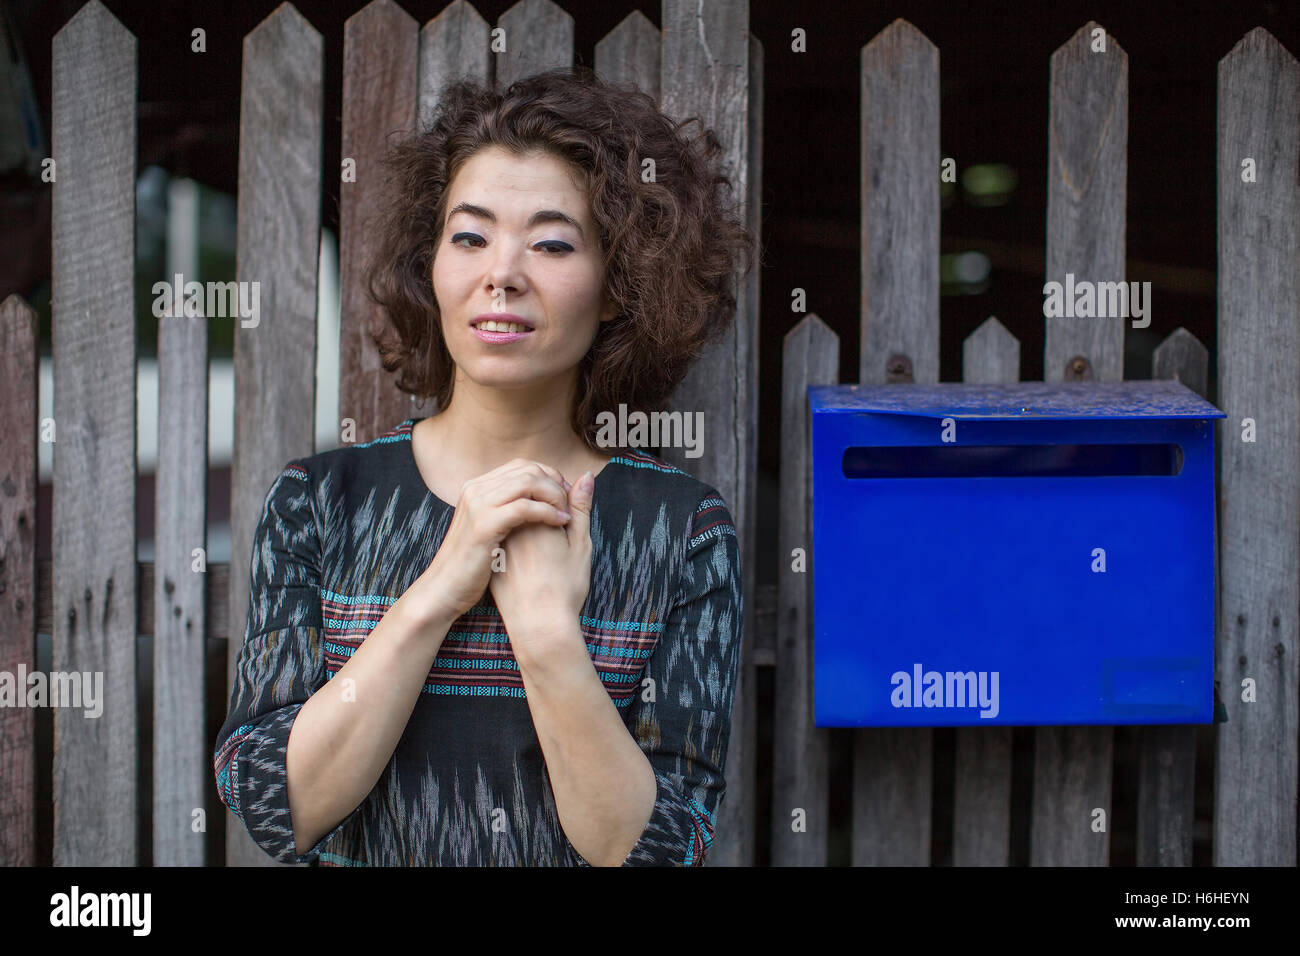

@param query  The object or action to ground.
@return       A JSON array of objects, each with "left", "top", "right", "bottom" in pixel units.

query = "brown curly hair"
[{"left": 365, "top": 65, "right": 757, "bottom": 452}]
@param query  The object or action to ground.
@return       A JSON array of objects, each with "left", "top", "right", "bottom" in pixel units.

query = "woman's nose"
[{"left": 486, "top": 246, "right": 524, "bottom": 298}]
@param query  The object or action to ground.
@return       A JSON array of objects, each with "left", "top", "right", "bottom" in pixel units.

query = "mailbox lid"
[{"left": 808, "top": 379, "right": 1226, "bottom": 421}]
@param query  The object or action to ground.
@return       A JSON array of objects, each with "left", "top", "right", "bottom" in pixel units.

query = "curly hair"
[{"left": 365, "top": 65, "right": 757, "bottom": 452}]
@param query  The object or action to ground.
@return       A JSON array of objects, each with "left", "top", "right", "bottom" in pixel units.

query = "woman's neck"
[{"left": 414, "top": 409, "right": 612, "bottom": 491}]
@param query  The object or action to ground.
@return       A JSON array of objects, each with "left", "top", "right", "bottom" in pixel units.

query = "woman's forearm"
[
  {"left": 514, "top": 623, "right": 658, "bottom": 866},
  {"left": 284, "top": 576, "right": 458, "bottom": 856}
]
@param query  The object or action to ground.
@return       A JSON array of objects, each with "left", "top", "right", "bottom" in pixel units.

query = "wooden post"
[
  {"left": 1034, "top": 21, "right": 1127, "bottom": 867},
  {"left": 226, "top": 2, "right": 323, "bottom": 866},
  {"left": 50, "top": 0, "right": 138, "bottom": 867},
  {"left": 1213, "top": 26, "right": 1299, "bottom": 867},
  {"left": 855, "top": 18, "right": 939, "bottom": 866}
]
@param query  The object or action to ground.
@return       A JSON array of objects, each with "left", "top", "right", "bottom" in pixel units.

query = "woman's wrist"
[
  {"left": 394, "top": 572, "right": 461, "bottom": 644},
  {"left": 507, "top": 611, "right": 586, "bottom": 668}
]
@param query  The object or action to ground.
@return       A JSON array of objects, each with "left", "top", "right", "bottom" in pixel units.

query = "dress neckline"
[{"left": 400, "top": 417, "right": 619, "bottom": 510}]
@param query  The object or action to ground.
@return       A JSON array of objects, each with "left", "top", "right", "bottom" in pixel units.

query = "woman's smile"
[{"left": 470, "top": 322, "right": 534, "bottom": 344}]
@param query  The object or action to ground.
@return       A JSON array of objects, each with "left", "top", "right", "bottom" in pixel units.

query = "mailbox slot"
[{"left": 841, "top": 442, "right": 1184, "bottom": 478}]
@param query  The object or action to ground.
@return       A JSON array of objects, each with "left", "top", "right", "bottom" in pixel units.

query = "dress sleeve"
[
  {"left": 212, "top": 461, "right": 358, "bottom": 864},
  {"left": 566, "top": 487, "right": 744, "bottom": 866}
]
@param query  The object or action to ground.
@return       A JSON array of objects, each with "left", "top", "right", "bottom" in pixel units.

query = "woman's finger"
[{"left": 477, "top": 465, "right": 569, "bottom": 516}]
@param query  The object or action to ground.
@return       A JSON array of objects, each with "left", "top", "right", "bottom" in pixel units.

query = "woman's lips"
[{"left": 471, "top": 324, "right": 534, "bottom": 344}]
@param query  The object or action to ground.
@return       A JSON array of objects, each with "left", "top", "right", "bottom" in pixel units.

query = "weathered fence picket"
[
  {"left": 651, "top": 0, "right": 760, "bottom": 868},
  {"left": 953, "top": 315, "right": 1018, "bottom": 867},
  {"left": 1032, "top": 21, "right": 1127, "bottom": 868},
  {"left": 1213, "top": 27, "right": 1300, "bottom": 867},
  {"left": 495, "top": 0, "right": 573, "bottom": 90},
  {"left": 1136, "top": 327, "right": 1210, "bottom": 867},
  {"left": 341, "top": 0, "right": 421, "bottom": 444},
  {"left": 0, "top": 294, "right": 39, "bottom": 867},
  {"left": 226, "top": 3, "right": 323, "bottom": 867},
  {"left": 50, "top": 0, "right": 138, "bottom": 868},
  {"left": 772, "top": 315, "right": 837, "bottom": 866},
  {"left": 854, "top": 18, "right": 939, "bottom": 867},
  {"left": 419, "top": 0, "right": 490, "bottom": 128},
  {"left": 595, "top": 10, "right": 660, "bottom": 92},
  {"left": 152, "top": 174, "right": 210, "bottom": 866}
]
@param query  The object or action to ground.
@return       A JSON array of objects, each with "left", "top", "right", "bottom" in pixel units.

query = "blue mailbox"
[{"left": 809, "top": 379, "right": 1225, "bottom": 727}]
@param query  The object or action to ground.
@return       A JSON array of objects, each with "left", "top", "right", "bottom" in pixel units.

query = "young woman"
[{"left": 214, "top": 67, "right": 755, "bottom": 866}]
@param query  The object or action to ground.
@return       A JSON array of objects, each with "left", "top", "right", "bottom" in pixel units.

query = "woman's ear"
[{"left": 599, "top": 294, "right": 620, "bottom": 323}]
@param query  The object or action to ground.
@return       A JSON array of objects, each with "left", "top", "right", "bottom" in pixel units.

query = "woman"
[{"left": 213, "top": 67, "right": 755, "bottom": 866}]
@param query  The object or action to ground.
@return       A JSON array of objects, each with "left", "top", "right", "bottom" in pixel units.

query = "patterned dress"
[{"left": 213, "top": 419, "right": 743, "bottom": 866}]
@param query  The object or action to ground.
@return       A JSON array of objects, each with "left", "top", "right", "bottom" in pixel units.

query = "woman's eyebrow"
[{"left": 447, "top": 202, "right": 585, "bottom": 239}]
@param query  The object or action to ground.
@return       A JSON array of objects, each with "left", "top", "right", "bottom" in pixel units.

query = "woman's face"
[{"left": 431, "top": 145, "right": 617, "bottom": 399}]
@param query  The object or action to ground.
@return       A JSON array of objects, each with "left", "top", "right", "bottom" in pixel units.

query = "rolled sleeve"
[
  {"left": 212, "top": 461, "right": 361, "bottom": 864},
  {"left": 597, "top": 487, "right": 743, "bottom": 866}
]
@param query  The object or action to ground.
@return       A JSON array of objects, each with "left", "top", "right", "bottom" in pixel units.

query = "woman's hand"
[
  {"left": 414, "top": 459, "right": 574, "bottom": 624},
  {"left": 489, "top": 470, "right": 595, "bottom": 661}
]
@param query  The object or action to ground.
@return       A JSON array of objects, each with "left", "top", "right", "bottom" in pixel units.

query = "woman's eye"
[{"left": 448, "top": 234, "right": 572, "bottom": 253}]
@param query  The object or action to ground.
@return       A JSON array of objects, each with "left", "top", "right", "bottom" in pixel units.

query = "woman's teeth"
[{"left": 475, "top": 320, "right": 530, "bottom": 333}]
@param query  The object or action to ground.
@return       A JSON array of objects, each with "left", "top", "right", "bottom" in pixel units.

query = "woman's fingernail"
[
  {"left": 562, "top": 478, "right": 571, "bottom": 492},
  {"left": 580, "top": 470, "right": 594, "bottom": 493},
  {"left": 556, "top": 509, "right": 572, "bottom": 520}
]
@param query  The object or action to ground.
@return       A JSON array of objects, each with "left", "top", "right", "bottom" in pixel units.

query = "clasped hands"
[{"left": 487, "top": 463, "right": 595, "bottom": 661}]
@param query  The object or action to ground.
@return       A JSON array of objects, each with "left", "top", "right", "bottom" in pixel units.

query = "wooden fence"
[{"left": 0, "top": 0, "right": 1295, "bottom": 867}]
